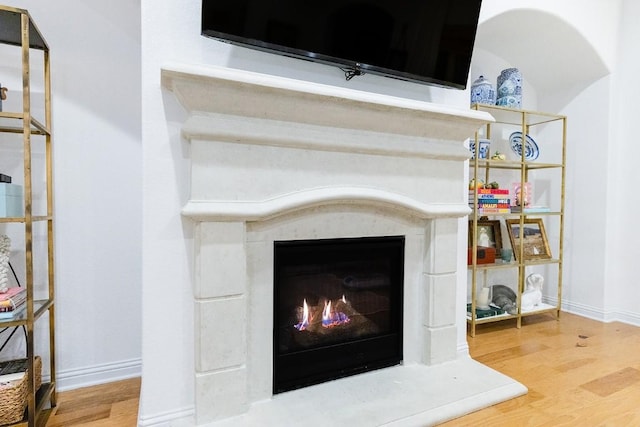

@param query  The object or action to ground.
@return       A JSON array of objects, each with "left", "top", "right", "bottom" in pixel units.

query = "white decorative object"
[
  {"left": 470, "top": 75, "right": 496, "bottom": 106},
  {"left": 509, "top": 131, "right": 539, "bottom": 161},
  {"left": 477, "top": 286, "right": 491, "bottom": 310},
  {"left": 0, "top": 235, "right": 10, "bottom": 293},
  {"left": 521, "top": 273, "right": 543, "bottom": 310},
  {"left": 469, "top": 138, "right": 491, "bottom": 159},
  {"left": 496, "top": 68, "right": 522, "bottom": 108}
]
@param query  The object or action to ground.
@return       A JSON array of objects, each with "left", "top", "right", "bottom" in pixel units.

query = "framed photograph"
[
  {"left": 468, "top": 219, "right": 502, "bottom": 252},
  {"left": 506, "top": 218, "right": 551, "bottom": 260}
]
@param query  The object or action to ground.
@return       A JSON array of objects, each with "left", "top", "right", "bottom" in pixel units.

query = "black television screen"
[{"left": 202, "top": 0, "right": 483, "bottom": 89}]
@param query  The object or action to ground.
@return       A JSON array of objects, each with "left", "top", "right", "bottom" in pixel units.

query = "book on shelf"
[
  {"left": 470, "top": 197, "right": 509, "bottom": 203},
  {"left": 0, "top": 286, "right": 27, "bottom": 310},
  {"left": 476, "top": 208, "right": 511, "bottom": 214},
  {"left": 471, "top": 194, "right": 511, "bottom": 200},
  {"left": 469, "top": 189, "right": 511, "bottom": 209},
  {"left": 510, "top": 205, "right": 551, "bottom": 213},
  {"left": 0, "top": 300, "right": 26, "bottom": 318},
  {"left": 470, "top": 202, "right": 511, "bottom": 209},
  {"left": 0, "top": 286, "right": 26, "bottom": 301},
  {"left": 466, "top": 303, "right": 506, "bottom": 319},
  {"left": 470, "top": 188, "right": 510, "bottom": 195}
]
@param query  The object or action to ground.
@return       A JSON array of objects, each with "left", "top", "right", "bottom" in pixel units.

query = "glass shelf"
[
  {"left": 466, "top": 302, "right": 557, "bottom": 324},
  {"left": 467, "top": 261, "right": 517, "bottom": 270},
  {"left": 471, "top": 103, "right": 566, "bottom": 127},
  {"left": 0, "top": 215, "right": 53, "bottom": 223},
  {"left": 471, "top": 159, "right": 563, "bottom": 170},
  {"left": 0, "top": 299, "right": 54, "bottom": 328}
]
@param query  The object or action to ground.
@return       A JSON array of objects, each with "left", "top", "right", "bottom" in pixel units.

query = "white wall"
[
  {"left": 561, "top": 76, "right": 612, "bottom": 316},
  {"left": 606, "top": 0, "right": 640, "bottom": 323},
  {"left": 1, "top": 1, "right": 142, "bottom": 389}
]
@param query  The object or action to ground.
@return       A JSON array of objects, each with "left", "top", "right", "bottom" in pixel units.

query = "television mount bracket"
[{"left": 343, "top": 63, "right": 366, "bottom": 81}]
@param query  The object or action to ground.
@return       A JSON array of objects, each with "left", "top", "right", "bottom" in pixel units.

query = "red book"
[{"left": 470, "top": 188, "right": 510, "bottom": 195}]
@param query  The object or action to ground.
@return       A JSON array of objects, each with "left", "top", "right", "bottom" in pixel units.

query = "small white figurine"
[
  {"left": 0, "top": 235, "right": 11, "bottom": 293},
  {"left": 521, "top": 273, "right": 543, "bottom": 310},
  {"left": 0, "top": 84, "right": 7, "bottom": 112}
]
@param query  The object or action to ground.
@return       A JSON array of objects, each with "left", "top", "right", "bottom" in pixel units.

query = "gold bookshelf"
[
  {"left": 467, "top": 104, "right": 566, "bottom": 337},
  {"left": 0, "top": 5, "right": 56, "bottom": 427}
]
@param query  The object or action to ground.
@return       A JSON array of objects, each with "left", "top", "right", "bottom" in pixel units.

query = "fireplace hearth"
[
  {"left": 161, "top": 63, "right": 527, "bottom": 426},
  {"left": 273, "top": 236, "right": 404, "bottom": 393}
]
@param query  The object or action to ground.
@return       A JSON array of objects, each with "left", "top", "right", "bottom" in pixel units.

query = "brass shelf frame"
[
  {"left": 0, "top": 5, "right": 56, "bottom": 427},
  {"left": 467, "top": 104, "right": 567, "bottom": 337}
]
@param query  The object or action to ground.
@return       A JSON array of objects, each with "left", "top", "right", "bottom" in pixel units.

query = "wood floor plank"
[
  {"left": 580, "top": 367, "right": 640, "bottom": 397},
  {"left": 46, "top": 378, "right": 140, "bottom": 427}
]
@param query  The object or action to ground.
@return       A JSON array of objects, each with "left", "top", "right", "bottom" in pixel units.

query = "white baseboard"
[
  {"left": 55, "top": 358, "right": 142, "bottom": 392},
  {"left": 137, "top": 406, "right": 195, "bottom": 427},
  {"left": 561, "top": 299, "right": 640, "bottom": 327}
]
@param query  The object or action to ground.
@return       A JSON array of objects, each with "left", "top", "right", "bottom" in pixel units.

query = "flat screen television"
[{"left": 201, "top": 1, "right": 483, "bottom": 89}]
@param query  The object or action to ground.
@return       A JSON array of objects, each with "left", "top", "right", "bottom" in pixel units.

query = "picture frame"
[
  {"left": 506, "top": 218, "right": 552, "bottom": 260},
  {"left": 468, "top": 219, "right": 502, "bottom": 252}
]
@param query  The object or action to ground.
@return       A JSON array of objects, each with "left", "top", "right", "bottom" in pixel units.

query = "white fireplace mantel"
[
  {"left": 161, "top": 63, "right": 493, "bottom": 141},
  {"left": 161, "top": 63, "right": 525, "bottom": 426}
]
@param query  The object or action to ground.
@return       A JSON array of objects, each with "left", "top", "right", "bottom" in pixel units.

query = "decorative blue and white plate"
[{"left": 509, "top": 132, "right": 539, "bottom": 161}]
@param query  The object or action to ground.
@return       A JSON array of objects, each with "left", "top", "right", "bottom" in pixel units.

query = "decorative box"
[
  {"left": 0, "top": 183, "right": 23, "bottom": 217},
  {"left": 0, "top": 356, "right": 42, "bottom": 425},
  {"left": 467, "top": 246, "right": 496, "bottom": 265}
]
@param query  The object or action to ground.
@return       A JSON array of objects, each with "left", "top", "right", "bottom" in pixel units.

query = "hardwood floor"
[
  {"left": 44, "top": 312, "right": 640, "bottom": 426},
  {"left": 442, "top": 312, "right": 640, "bottom": 426},
  {"left": 45, "top": 378, "right": 140, "bottom": 426}
]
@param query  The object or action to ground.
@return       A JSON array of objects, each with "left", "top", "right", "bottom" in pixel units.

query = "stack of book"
[
  {"left": 469, "top": 188, "right": 511, "bottom": 214},
  {"left": 0, "top": 286, "right": 26, "bottom": 319},
  {"left": 466, "top": 303, "right": 506, "bottom": 319}
]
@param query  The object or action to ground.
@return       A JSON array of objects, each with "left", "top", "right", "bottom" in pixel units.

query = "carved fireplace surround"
[{"left": 161, "top": 64, "right": 526, "bottom": 426}]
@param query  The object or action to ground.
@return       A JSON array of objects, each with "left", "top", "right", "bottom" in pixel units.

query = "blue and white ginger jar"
[
  {"left": 496, "top": 68, "right": 522, "bottom": 108},
  {"left": 470, "top": 75, "right": 496, "bottom": 106}
]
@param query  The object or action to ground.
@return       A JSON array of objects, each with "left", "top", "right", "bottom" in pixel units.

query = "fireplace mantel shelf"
[
  {"left": 161, "top": 62, "right": 494, "bottom": 142},
  {"left": 182, "top": 186, "right": 471, "bottom": 222}
]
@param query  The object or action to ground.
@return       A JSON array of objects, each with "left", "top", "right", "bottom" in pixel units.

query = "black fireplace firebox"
[{"left": 273, "top": 235, "right": 404, "bottom": 393}]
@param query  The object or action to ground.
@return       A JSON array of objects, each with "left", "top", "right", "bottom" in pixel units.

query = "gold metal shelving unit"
[
  {"left": 468, "top": 104, "right": 566, "bottom": 337},
  {"left": 0, "top": 5, "right": 56, "bottom": 426}
]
